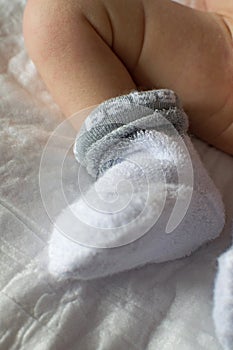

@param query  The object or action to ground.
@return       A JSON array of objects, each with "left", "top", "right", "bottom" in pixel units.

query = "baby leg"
[
  {"left": 23, "top": 0, "right": 233, "bottom": 154},
  {"left": 23, "top": 0, "right": 137, "bottom": 128},
  {"left": 23, "top": 0, "right": 226, "bottom": 280}
]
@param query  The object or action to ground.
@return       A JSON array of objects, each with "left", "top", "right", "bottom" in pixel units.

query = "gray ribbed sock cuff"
[{"left": 73, "top": 89, "right": 189, "bottom": 178}]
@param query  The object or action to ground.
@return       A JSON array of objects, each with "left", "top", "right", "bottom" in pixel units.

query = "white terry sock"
[
  {"left": 48, "top": 89, "right": 225, "bottom": 280},
  {"left": 213, "top": 239, "right": 233, "bottom": 350}
]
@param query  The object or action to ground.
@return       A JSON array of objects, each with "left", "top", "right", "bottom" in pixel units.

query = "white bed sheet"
[{"left": 0, "top": 1, "right": 233, "bottom": 349}]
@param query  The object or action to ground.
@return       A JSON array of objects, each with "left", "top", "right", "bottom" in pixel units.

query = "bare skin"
[{"left": 23, "top": 0, "right": 233, "bottom": 155}]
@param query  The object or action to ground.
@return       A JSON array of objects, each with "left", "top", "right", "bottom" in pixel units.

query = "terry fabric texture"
[
  {"left": 49, "top": 89, "right": 225, "bottom": 281},
  {"left": 73, "top": 89, "right": 188, "bottom": 178},
  {"left": 1, "top": 1, "right": 233, "bottom": 349},
  {"left": 213, "top": 236, "right": 233, "bottom": 350},
  {"left": 213, "top": 246, "right": 233, "bottom": 350}
]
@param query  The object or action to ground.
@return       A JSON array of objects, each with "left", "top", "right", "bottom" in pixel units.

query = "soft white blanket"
[{"left": 0, "top": 1, "right": 233, "bottom": 349}]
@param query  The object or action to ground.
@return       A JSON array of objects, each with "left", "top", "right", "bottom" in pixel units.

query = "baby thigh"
[
  {"left": 23, "top": 0, "right": 140, "bottom": 119},
  {"left": 105, "top": 0, "right": 233, "bottom": 154},
  {"left": 23, "top": 0, "right": 233, "bottom": 153}
]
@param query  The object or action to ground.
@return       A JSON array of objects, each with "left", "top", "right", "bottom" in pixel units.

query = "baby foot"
[
  {"left": 48, "top": 89, "right": 225, "bottom": 280},
  {"left": 213, "top": 245, "right": 233, "bottom": 350}
]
